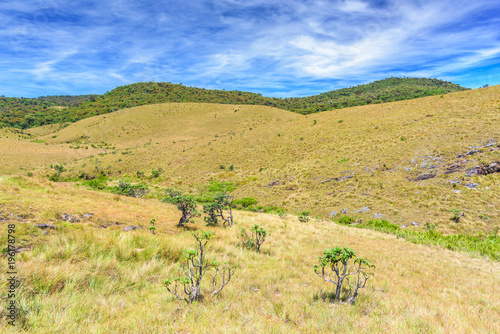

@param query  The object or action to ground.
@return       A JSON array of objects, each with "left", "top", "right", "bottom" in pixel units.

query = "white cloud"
[{"left": 1, "top": 0, "right": 500, "bottom": 96}]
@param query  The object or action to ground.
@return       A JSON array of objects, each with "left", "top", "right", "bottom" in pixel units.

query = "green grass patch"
[{"left": 338, "top": 218, "right": 500, "bottom": 261}]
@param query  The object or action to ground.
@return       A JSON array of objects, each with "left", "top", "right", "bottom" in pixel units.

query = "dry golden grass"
[
  {"left": 0, "top": 175, "right": 499, "bottom": 333},
  {"left": 4, "top": 85, "right": 496, "bottom": 234},
  {"left": 0, "top": 138, "right": 99, "bottom": 175},
  {"left": 1, "top": 87, "right": 499, "bottom": 331}
]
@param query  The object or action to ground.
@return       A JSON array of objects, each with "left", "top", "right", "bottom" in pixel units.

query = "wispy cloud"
[{"left": 0, "top": 0, "right": 499, "bottom": 97}]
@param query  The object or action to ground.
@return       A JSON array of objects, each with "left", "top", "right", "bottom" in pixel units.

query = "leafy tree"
[
  {"left": 314, "top": 247, "right": 374, "bottom": 305},
  {"left": 164, "top": 231, "right": 236, "bottom": 303},
  {"left": 163, "top": 188, "right": 200, "bottom": 227},
  {"left": 203, "top": 192, "right": 234, "bottom": 227}
]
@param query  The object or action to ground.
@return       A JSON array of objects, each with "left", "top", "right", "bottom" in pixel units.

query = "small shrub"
[
  {"left": 149, "top": 218, "right": 156, "bottom": 234},
  {"left": 240, "top": 225, "right": 268, "bottom": 252},
  {"left": 337, "top": 216, "right": 354, "bottom": 225},
  {"left": 277, "top": 208, "right": 287, "bottom": 219},
  {"left": 450, "top": 209, "right": 464, "bottom": 223},
  {"left": 298, "top": 211, "right": 310, "bottom": 223},
  {"left": 314, "top": 247, "right": 375, "bottom": 305},
  {"left": 83, "top": 174, "right": 108, "bottom": 190},
  {"left": 233, "top": 197, "right": 258, "bottom": 209},
  {"left": 53, "top": 164, "right": 65, "bottom": 173},
  {"left": 424, "top": 222, "right": 436, "bottom": 230},
  {"left": 113, "top": 181, "right": 148, "bottom": 197},
  {"left": 164, "top": 231, "right": 236, "bottom": 303},
  {"left": 150, "top": 169, "right": 162, "bottom": 178}
]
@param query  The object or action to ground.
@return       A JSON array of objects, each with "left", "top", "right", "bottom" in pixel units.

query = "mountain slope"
[{"left": 5, "top": 85, "right": 498, "bottom": 236}]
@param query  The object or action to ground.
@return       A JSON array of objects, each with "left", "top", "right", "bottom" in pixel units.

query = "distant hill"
[{"left": 0, "top": 77, "right": 468, "bottom": 129}]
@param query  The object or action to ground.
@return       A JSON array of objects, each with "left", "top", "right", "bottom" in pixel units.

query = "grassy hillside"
[
  {"left": 0, "top": 85, "right": 499, "bottom": 333},
  {"left": 0, "top": 175, "right": 499, "bottom": 333},
  {"left": 11, "top": 85, "right": 495, "bottom": 236},
  {"left": 1, "top": 77, "right": 467, "bottom": 129}
]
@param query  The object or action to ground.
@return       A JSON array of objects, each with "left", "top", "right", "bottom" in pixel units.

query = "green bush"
[
  {"left": 206, "top": 180, "right": 236, "bottom": 193},
  {"left": 112, "top": 181, "right": 148, "bottom": 197},
  {"left": 82, "top": 174, "right": 108, "bottom": 190},
  {"left": 233, "top": 197, "right": 258, "bottom": 208},
  {"left": 298, "top": 211, "right": 310, "bottom": 223},
  {"left": 337, "top": 215, "right": 354, "bottom": 225},
  {"left": 150, "top": 169, "right": 162, "bottom": 178}
]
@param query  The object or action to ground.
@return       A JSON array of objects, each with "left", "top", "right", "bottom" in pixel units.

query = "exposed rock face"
[
  {"left": 476, "top": 162, "right": 500, "bottom": 175},
  {"left": 35, "top": 223, "right": 56, "bottom": 229},
  {"left": 61, "top": 214, "right": 80, "bottom": 223},
  {"left": 409, "top": 173, "right": 436, "bottom": 181}
]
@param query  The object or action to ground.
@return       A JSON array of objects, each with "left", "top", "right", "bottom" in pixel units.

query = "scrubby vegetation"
[
  {"left": 164, "top": 231, "right": 236, "bottom": 303},
  {"left": 0, "top": 95, "right": 97, "bottom": 128},
  {"left": 314, "top": 247, "right": 374, "bottom": 305},
  {"left": 239, "top": 224, "right": 268, "bottom": 252},
  {"left": 203, "top": 192, "right": 234, "bottom": 227}
]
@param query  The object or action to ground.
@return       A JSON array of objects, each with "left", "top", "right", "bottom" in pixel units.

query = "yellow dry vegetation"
[
  {"left": 0, "top": 175, "right": 498, "bottom": 333},
  {"left": 3, "top": 85, "right": 497, "bottom": 233},
  {"left": 0, "top": 86, "right": 499, "bottom": 332}
]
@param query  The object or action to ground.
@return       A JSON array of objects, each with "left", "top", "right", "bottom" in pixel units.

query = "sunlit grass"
[{"left": 0, "top": 178, "right": 499, "bottom": 332}]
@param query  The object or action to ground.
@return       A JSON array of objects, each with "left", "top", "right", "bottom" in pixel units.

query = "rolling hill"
[
  {"left": 3, "top": 85, "right": 498, "bottom": 235},
  {"left": 0, "top": 77, "right": 468, "bottom": 129}
]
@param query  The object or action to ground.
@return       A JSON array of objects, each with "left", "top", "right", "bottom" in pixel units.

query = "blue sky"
[{"left": 1, "top": 0, "right": 499, "bottom": 98}]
